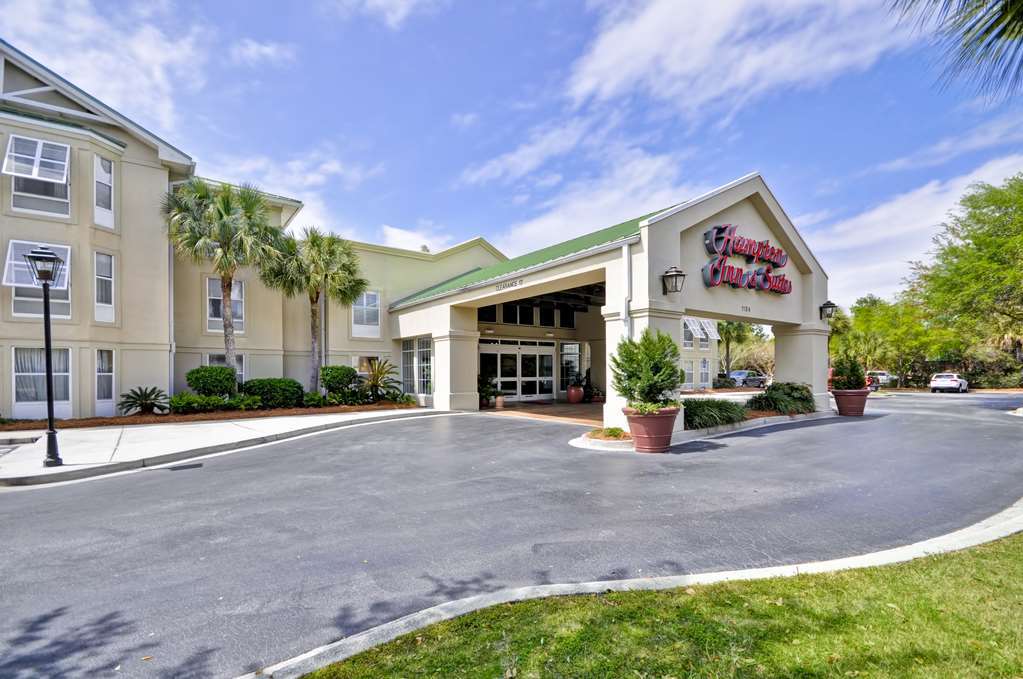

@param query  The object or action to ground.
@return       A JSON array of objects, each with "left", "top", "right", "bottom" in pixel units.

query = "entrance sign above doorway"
[{"left": 701, "top": 224, "right": 793, "bottom": 294}]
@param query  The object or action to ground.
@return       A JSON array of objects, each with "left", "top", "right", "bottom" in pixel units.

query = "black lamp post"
[
  {"left": 819, "top": 300, "right": 838, "bottom": 321},
  {"left": 23, "top": 246, "right": 64, "bottom": 467},
  {"left": 661, "top": 266, "right": 687, "bottom": 294}
]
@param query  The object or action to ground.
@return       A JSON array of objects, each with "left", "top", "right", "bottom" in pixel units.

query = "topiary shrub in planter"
[
  {"left": 186, "top": 366, "right": 238, "bottom": 396},
  {"left": 682, "top": 398, "right": 747, "bottom": 429},
  {"left": 610, "top": 329, "right": 683, "bottom": 453},
  {"left": 478, "top": 375, "right": 498, "bottom": 408},
  {"left": 241, "top": 378, "right": 304, "bottom": 409},
  {"left": 320, "top": 365, "right": 359, "bottom": 394},
  {"left": 830, "top": 354, "right": 869, "bottom": 416},
  {"left": 747, "top": 382, "right": 816, "bottom": 415}
]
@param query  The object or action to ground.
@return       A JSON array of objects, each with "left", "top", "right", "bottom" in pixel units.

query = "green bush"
[
  {"left": 747, "top": 382, "right": 816, "bottom": 415},
  {"left": 169, "top": 392, "right": 226, "bottom": 414},
  {"left": 831, "top": 354, "right": 866, "bottom": 390},
  {"left": 321, "top": 365, "right": 359, "bottom": 394},
  {"left": 186, "top": 365, "right": 238, "bottom": 396},
  {"left": 388, "top": 393, "right": 417, "bottom": 406},
  {"left": 364, "top": 359, "right": 401, "bottom": 401},
  {"left": 225, "top": 393, "right": 262, "bottom": 411},
  {"left": 118, "top": 386, "right": 169, "bottom": 415},
  {"left": 713, "top": 376, "right": 737, "bottom": 389},
  {"left": 303, "top": 392, "right": 328, "bottom": 408},
  {"left": 610, "top": 329, "right": 683, "bottom": 407},
  {"left": 682, "top": 398, "right": 747, "bottom": 429},
  {"left": 327, "top": 389, "right": 369, "bottom": 406},
  {"left": 241, "top": 378, "right": 304, "bottom": 409}
]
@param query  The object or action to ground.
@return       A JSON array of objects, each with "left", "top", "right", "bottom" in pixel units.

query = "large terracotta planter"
[
  {"left": 623, "top": 406, "right": 680, "bottom": 453},
  {"left": 832, "top": 389, "right": 869, "bottom": 416},
  {"left": 567, "top": 386, "right": 584, "bottom": 404}
]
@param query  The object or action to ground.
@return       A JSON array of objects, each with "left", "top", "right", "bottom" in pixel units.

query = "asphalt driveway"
[{"left": 0, "top": 392, "right": 1021, "bottom": 678}]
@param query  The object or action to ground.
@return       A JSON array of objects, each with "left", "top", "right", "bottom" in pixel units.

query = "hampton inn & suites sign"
[{"left": 701, "top": 224, "right": 793, "bottom": 295}]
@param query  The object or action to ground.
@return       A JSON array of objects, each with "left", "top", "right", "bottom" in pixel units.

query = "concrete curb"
[
  {"left": 239, "top": 495, "right": 1023, "bottom": 679},
  {"left": 0, "top": 410, "right": 438, "bottom": 487},
  {"left": 569, "top": 410, "right": 838, "bottom": 452}
]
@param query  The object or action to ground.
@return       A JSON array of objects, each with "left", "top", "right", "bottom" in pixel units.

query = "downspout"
[
  {"left": 320, "top": 294, "right": 327, "bottom": 376},
  {"left": 621, "top": 242, "right": 632, "bottom": 339},
  {"left": 168, "top": 242, "right": 176, "bottom": 395}
]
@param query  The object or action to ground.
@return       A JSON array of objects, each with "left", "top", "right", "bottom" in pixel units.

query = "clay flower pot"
[
  {"left": 567, "top": 385, "right": 584, "bottom": 404},
  {"left": 623, "top": 406, "right": 680, "bottom": 453},
  {"left": 495, "top": 395, "right": 505, "bottom": 409},
  {"left": 832, "top": 389, "right": 869, "bottom": 416}
]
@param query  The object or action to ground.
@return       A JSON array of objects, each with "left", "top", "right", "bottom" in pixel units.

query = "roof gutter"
[{"left": 391, "top": 234, "right": 641, "bottom": 311}]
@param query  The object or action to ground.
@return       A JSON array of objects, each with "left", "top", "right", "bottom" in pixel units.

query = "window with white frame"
[
  {"left": 3, "top": 135, "right": 70, "bottom": 183},
  {"left": 417, "top": 336, "right": 432, "bottom": 394},
  {"left": 4, "top": 240, "right": 72, "bottom": 318},
  {"left": 207, "top": 353, "right": 245, "bottom": 383},
  {"left": 14, "top": 347, "right": 70, "bottom": 403},
  {"left": 13, "top": 176, "right": 70, "bottom": 216},
  {"left": 96, "top": 349, "right": 114, "bottom": 402},
  {"left": 354, "top": 355, "right": 378, "bottom": 375},
  {"left": 700, "top": 358, "right": 711, "bottom": 387},
  {"left": 94, "top": 155, "right": 114, "bottom": 228},
  {"left": 207, "top": 278, "right": 244, "bottom": 332},
  {"left": 400, "top": 337, "right": 432, "bottom": 394},
  {"left": 682, "top": 359, "right": 694, "bottom": 390},
  {"left": 401, "top": 339, "right": 415, "bottom": 392},
  {"left": 94, "top": 252, "right": 114, "bottom": 322},
  {"left": 699, "top": 333, "right": 710, "bottom": 350},
  {"left": 683, "top": 324, "right": 694, "bottom": 349},
  {"left": 352, "top": 291, "right": 380, "bottom": 337}
]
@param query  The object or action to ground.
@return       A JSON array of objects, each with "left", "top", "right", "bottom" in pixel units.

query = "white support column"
[
  {"left": 601, "top": 310, "right": 628, "bottom": 429},
  {"left": 773, "top": 324, "right": 831, "bottom": 411},
  {"left": 432, "top": 330, "right": 480, "bottom": 411}
]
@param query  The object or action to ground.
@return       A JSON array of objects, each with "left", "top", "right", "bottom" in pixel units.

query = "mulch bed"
[
  {"left": 0, "top": 402, "right": 418, "bottom": 432},
  {"left": 745, "top": 409, "right": 783, "bottom": 420}
]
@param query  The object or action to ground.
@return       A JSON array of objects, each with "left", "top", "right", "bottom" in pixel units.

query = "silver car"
[{"left": 930, "top": 373, "right": 969, "bottom": 393}]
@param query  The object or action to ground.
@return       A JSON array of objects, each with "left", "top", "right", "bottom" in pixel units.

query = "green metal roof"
[{"left": 392, "top": 206, "right": 674, "bottom": 308}]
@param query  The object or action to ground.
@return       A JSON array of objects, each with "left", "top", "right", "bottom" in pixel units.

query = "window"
[
  {"left": 477, "top": 305, "right": 497, "bottom": 323},
  {"left": 682, "top": 360, "right": 695, "bottom": 390},
  {"left": 699, "top": 333, "right": 710, "bottom": 350},
  {"left": 683, "top": 324, "right": 694, "bottom": 349},
  {"left": 14, "top": 347, "right": 70, "bottom": 403},
  {"left": 700, "top": 358, "right": 711, "bottom": 387},
  {"left": 207, "top": 278, "right": 244, "bottom": 333},
  {"left": 3, "top": 135, "right": 70, "bottom": 183},
  {"left": 13, "top": 283, "right": 71, "bottom": 318},
  {"left": 94, "top": 155, "right": 114, "bottom": 228},
  {"left": 417, "top": 337, "right": 432, "bottom": 394},
  {"left": 352, "top": 291, "right": 380, "bottom": 338},
  {"left": 402, "top": 339, "right": 415, "bottom": 392},
  {"left": 96, "top": 349, "right": 114, "bottom": 401},
  {"left": 700, "top": 320, "right": 721, "bottom": 341},
  {"left": 12, "top": 176, "right": 70, "bottom": 216},
  {"left": 208, "top": 353, "right": 244, "bottom": 383},
  {"left": 560, "top": 342, "right": 581, "bottom": 387},
  {"left": 558, "top": 305, "right": 575, "bottom": 329},
  {"left": 539, "top": 303, "right": 555, "bottom": 328},
  {"left": 354, "top": 355, "right": 378, "bottom": 375},
  {"left": 5, "top": 240, "right": 73, "bottom": 318},
  {"left": 95, "top": 252, "right": 114, "bottom": 322}
]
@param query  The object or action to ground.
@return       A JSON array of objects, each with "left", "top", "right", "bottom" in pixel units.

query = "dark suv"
[{"left": 729, "top": 370, "right": 768, "bottom": 388}]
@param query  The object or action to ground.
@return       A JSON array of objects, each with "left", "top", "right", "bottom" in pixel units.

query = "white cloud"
[
  {"left": 460, "top": 118, "right": 592, "bottom": 185},
  {"left": 450, "top": 112, "right": 479, "bottom": 128},
  {"left": 229, "top": 38, "right": 296, "bottom": 66},
  {"left": 0, "top": 0, "right": 209, "bottom": 132},
  {"left": 380, "top": 221, "right": 454, "bottom": 252},
  {"left": 323, "top": 0, "right": 444, "bottom": 29},
  {"left": 495, "top": 147, "right": 711, "bottom": 256},
  {"left": 792, "top": 209, "right": 833, "bottom": 229},
  {"left": 874, "top": 112, "right": 1023, "bottom": 172},
  {"left": 569, "top": 0, "right": 912, "bottom": 121},
  {"left": 808, "top": 154, "right": 1023, "bottom": 305}
]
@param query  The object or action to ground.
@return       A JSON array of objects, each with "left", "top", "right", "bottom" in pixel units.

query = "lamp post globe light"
[{"left": 23, "top": 246, "right": 65, "bottom": 467}]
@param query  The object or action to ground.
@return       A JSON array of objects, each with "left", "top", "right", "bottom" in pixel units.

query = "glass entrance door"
[{"left": 480, "top": 339, "right": 556, "bottom": 401}]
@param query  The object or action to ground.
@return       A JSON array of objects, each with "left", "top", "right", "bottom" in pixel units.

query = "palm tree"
[
  {"left": 717, "top": 321, "right": 751, "bottom": 376},
  {"left": 893, "top": 0, "right": 1023, "bottom": 97},
  {"left": 260, "top": 227, "right": 368, "bottom": 392},
  {"left": 163, "top": 178, "right": 280, "bottom": 379}
]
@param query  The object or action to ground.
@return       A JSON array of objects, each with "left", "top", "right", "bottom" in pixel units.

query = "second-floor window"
[
  {"left": 94, "top": 155, "right": 114, "bottom": 228},
  {"left": 94, "top": 252, "right": 114, "bottom": 322},
  {"left": 3, "top": 240, "right": 72, "bottom": 318},
  {"left": 352, "top": 291, "right": 379, "bottom": 337},
  {"left": 207, "top": 278, "right": 245, "bottom": 333},
  {"left": 3, "top": 135, "right": 72, "bottom": 217}
]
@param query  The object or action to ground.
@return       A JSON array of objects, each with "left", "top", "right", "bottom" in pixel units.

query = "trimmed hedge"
[
  {"left": 303, "top": 392, "right": 328, "bottom": 408},
  {"left": 747, "top": 382, "right": 815, "bottom": 415},
  {"left": 682, "top": 398, "right": 747, "bottom": 429},
  {"left": 241, "top": 378, "right": 304, "bottom": 409},
  {"left": 321, "top": 365, "right": 359, "bottom": 394},
  {"left": 186, "top": 365, "right": 238, "bottom": 396},
  {"left": 169, "top": 392, "right": 262, "bottom": 414}
]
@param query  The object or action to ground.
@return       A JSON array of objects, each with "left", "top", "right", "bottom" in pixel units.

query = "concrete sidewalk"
[{"left": 0, "top": 408, "right": 436, "bottom": 486}]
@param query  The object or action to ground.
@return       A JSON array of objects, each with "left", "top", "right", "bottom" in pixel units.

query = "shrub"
[
  {"left": 388, "top": 393, "right": 417, "bottom": 406},
  {"left": 320, "top": 365, "right": 359, "bottom": 394},
  {"left": 713, "top": 376, "right": 737, "bottom": 389},
  {"left": 831, "top": 354, "right": 866, "bottom": 390},
  {"left": 748, "top": 382, "right": 816, "bottom": 415},
  {"left": 118, "top": 386, "right": 169, "bottom": 415},
  {"left": 682, "top": 398, "right": 747, "bottom": 429},
  {"left": 303, "top": 392, "right": 327, "bottom": 408},
  {"left": 186, "top": 365, "right": 237, "bottom": 396},
  {"left": 363, "top": 359, "right": 401, "bottom": 401},
  {"left": 241, "top": 378, "right": 304, "bottom": 409},
  {"left": 169, "top": 392, "right": 226, "bottom": 414},
  {"left": 477, "top": 375, "right": 498, "bottom": 402},
  {"left": 327, "top": 389, "right": 369, "bottom": 406},
  {"left": 610, "top": 329, "right": 683, "bottom": 407},
  {"left": 225, "top": 393, "right": 262, "bottom": 411}
]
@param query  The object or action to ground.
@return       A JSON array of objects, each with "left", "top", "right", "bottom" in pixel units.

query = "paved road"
[{"left": 1, "top": 393, "right": 1021, "bottom": 678}]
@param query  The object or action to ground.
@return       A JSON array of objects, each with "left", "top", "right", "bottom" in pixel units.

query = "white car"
[
  {"left": 930, "top": 373, "right": 969, "bottom": 393},
  {"left": 866, "top": 370, "right": 892, "bottom": 386}
]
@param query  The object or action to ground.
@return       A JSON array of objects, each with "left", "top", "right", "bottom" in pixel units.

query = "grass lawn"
[{"left": 306, "top": 533, "right": 1023, "bottom": 678}]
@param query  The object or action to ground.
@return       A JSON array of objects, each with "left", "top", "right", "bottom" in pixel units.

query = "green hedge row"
[
  {"left": 747, "top": 382, "right": 815, "bottom": 414},
  {"left": 682, "top": 398, "right": 747, "bottom": 429}
]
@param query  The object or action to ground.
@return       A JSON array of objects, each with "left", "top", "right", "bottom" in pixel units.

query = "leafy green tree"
[
  {"left": 610, "top": 329, "right": 683, "bottom": 407},
  {"left": 893, "top": 0, "right": 1023, "bottom": 98},
  {"left": 717, "top": 321, "right": 751, "bottom": 375},
  {"left": 260, "top": 227, "right": 368, "bottom": 391},
  {"left": 163, "top": 178, "right": 280, "bottom": 377}
]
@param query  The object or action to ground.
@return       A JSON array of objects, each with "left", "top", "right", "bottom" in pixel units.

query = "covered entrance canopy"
[{"left": 390, "top": 172, "right": 830, "bottom": 430}]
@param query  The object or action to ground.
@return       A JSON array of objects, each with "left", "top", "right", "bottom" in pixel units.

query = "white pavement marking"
[{"left": 240, "top": 495, "right": 1023, "bottom": 679}]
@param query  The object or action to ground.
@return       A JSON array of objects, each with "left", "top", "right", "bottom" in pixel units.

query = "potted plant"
[
  {"left": 582, "top": 369, "right": 594, "bottom": 403},
  {"left": 831, "top": 354, "right": 869, "bottom": 416},
  {"left": 478, "top": 375, "right": 498, "bottom": 408},
  {"left": 610, "top": 329, "right": 684, "bottom": 453},
  {"left": 567, "top": 373, "right": 585, "bottom": 404}
]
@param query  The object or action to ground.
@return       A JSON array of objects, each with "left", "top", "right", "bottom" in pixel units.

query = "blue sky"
[{"left": 2, "top": 0, "right": 1022, "bottom": 306}]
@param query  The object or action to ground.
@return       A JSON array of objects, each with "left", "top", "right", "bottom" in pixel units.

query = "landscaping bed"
[
  {"left": 0, "top": 402, "right": 417, "bottom": 432},
  {"left": 305, "top": 532, "right": 1023, "bottom": 678}
]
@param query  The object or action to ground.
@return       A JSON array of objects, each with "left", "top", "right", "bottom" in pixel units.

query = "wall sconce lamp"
[
  {"left": 819, "top": 300, "right": 838, "bottom": 321},
  {"left": 660, "top": 266, "right": 686, "bottom": 295}
]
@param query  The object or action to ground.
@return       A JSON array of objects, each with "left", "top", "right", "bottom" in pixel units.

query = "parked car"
[
  {"left": 930, "top": 373, "right": 969, "bottom": 393},
  {"left": 729, "top": 370, "right": 769, "bottom": 388},
  {"left": 866, "top": 370, "right": 892, "bottom": 386}
]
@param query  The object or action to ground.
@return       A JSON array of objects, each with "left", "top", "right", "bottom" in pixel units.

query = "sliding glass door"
[{"left": 480, "top": 339, "right": 555, "bottom": 401}]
